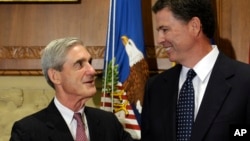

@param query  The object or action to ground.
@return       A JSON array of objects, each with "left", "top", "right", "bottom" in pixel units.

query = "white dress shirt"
[
  {"left": 178, "top": 45, "right": 219, "bottom": 120},
  {"left": 54, "top": 97, "right": 90, "bottom": 141}
]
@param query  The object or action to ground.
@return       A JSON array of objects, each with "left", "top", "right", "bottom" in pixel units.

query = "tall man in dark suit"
[
  {"left": 141, "top": 0, "right": 250, "bottom": 141},
  {"left": 10, "top": 37, "right": 133, "bottom": 141}
]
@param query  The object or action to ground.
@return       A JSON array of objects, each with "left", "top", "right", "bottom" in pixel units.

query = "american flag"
[
  {"left": 100, "top": 0, "right": 145, "bottom": 139},
  {"left": 100, "top": 84, "right": 141, "bottom": 139}
]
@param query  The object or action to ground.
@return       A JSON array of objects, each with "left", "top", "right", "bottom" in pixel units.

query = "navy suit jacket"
[
  {"left": 10, "top": 100, "right": 133, "bottom": 141},
  {"left": 141, "top": 53, "right": 250, "bottom": 141}
]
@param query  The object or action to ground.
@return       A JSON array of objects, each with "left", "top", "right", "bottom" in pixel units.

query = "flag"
[{"left": 100, "top": 0, "right": 149, "bottom": 140}]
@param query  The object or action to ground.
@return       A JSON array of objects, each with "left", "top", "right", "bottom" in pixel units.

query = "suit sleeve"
[{"left": 140, "top": 77, "right": 154, "bottom": 141}]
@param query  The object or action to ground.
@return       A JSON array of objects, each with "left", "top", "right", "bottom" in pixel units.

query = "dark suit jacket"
[
  {"left": 10, "top": 99, "right": 133, "bottom": 141},
  {"left": 141, "top": 53, "right": 250, "bottom": 141}
]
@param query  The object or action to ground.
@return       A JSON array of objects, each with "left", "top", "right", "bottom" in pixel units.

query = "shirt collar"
[
  {"left": 54, "top": 97, "right": 84, "bottom": 125},
  {"left": 193, "top": 45, "right": 219, "bottom": 82}
]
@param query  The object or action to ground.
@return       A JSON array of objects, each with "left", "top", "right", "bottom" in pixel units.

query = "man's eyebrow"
[
  {"left": 73, "top": 57, "right": 92, "bottom": 65},
  {"left": 157, "top": 25, "right": 168, "bottom": 31},
  {"left": 157, "top": 25, "right": 165, "bottom": 31},
  {"left": 73, "top": 58, "right": 85, "bottom": 65}
]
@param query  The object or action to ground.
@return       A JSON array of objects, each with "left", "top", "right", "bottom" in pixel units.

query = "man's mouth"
[
  {"left": 165, "top": 46, "right": 172, "bottom": 51},
  {"left": 85, "top": 80, "right": 94, "bottom": 84}
]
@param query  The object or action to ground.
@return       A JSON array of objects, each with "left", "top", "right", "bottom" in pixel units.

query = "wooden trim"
[
  {"left": 0, "top": 45, "right": 170, "bottom": 76},
  {"left": 0, "top": 0, "right": 78, "bottom": 2}
]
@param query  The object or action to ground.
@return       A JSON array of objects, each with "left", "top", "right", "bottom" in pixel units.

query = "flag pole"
[
  {"left": 110, "top": 0, "right": 116, "bottom": 112},
  {"left": 102, "top": 0, "right": 112, "bottom": 109}
]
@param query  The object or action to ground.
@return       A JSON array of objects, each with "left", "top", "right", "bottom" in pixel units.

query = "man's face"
[
  {"left": 155, "top": 8, "right": 196, "bottom": 64},
  {"left": 58, "top": 45, "right": 96, "bottom": 99}
]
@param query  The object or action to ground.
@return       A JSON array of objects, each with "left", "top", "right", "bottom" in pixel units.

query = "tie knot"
[
  {"left": 74, "top": 113, "right": 84, "bottom": 124},
  {"left": 187, "top": 69, "right": 196, "bottom": 80}
]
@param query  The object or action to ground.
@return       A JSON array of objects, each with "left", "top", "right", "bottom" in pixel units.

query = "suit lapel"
[
  {"left": 44, "top": 100, "right": 75, "bottom": 141},
  {"left": 191, "top": 53, "right": 234, "bottom": 140},
  {"left": 84, "top": 107, "right": 102, "bottom": 141},
  {"left": 161, "top": 65, "right": 182, "bottom": 140}
]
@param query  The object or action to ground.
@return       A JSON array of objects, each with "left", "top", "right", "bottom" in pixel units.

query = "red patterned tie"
[{"left": 74, "top": 113, "right": 87, "bottom": 141}]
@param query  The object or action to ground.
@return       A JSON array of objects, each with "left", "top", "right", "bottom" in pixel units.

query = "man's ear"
[
  {"left": 189, "top": 16, "right": 202, "bottom": 36},
  {"left": 48, "top": 68, "right": 61, "bottom": 85}
]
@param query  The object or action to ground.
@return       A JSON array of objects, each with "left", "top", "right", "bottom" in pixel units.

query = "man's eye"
[
  {"left": 74, "top": 62, "right": 83, "bottom": 69},
  {"left": 157, "top": 27, "right": 169, "bottom": 35},
  {"left": 88, "top": 60, "right": 92, "bottom": 64},
  {"left": 161, "top": 28, "right": 168, "bottom": 33}
]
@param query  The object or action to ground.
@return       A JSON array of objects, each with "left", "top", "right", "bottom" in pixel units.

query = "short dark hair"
[{"left": 152, "top": 0, "right": 216, "bottom": 38}]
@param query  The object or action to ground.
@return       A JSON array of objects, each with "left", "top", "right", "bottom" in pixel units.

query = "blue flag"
[{"left": 101, "top": 0, "right": 149, "bottom": 140}]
